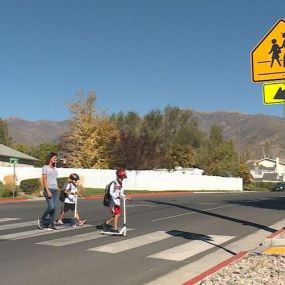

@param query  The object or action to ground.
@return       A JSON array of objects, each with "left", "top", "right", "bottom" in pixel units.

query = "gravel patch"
[{"left": 198, "top": 252, "right": 285, "bottom": 285}]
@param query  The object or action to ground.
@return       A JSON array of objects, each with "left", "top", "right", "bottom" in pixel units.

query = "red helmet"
[{"left": 116, "top": 168, "right": 127, "bottom": 179}]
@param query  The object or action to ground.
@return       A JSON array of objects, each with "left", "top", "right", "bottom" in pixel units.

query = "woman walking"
[{"left": 38, "top": 152, "right": 59, "bottom": 230}]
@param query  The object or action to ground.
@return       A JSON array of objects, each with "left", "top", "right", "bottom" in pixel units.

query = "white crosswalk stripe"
[
  {"left": 0, "top": 224, "right": 92, "bottom": 240},
  {"left": 36, "top": 231, "right": 104, "bottom": 246},
  {"left": 36, "top": 228, "right": 135, "bottom": 247},
  {"left": 88, "top": 231, "right": 177, "bottom": 253},
  {"left": 148, "top": 235, "right": 234, "bottom": 261},
  {"left": 0, "top": 218, "right": 21, "bottom": 223},
  {"left": 0, "top": 217, "right": 236, "bottom": 263},
  {"left": 0, "top": 220, "right": 37, "bottom": 231}
]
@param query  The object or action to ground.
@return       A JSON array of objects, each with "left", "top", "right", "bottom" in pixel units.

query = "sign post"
[
  {"left": 251, "top": 19, "right": 285, "bottom": 174},
  {"left": 9, "top": 157, "right": 19, "bottom": 198}
]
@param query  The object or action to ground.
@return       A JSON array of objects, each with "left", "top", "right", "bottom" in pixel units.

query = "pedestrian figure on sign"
[{"left": 269, "top": 38, "right": 281, "bottom": 67}]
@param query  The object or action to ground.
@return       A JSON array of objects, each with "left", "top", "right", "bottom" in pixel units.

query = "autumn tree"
[
  {"left": 61, "top": 91, "right": 118, "bottom": 168},
  {"left": 165, "top": 144, "right": 196, "bottom": 169}
]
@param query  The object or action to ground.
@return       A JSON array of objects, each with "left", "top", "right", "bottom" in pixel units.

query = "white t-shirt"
[
  {"left": 64, "top": 182, "right": 77, "bottom": 204},
  {"left": 109, "top": 180, "right": 126, "bottom": 206},
  {"left": 42, "top": 165, "right": 58, "bottom": 189}
]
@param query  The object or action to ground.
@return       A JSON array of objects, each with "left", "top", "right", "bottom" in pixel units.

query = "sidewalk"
[{"left": 0, "top": 191, "right": 193, "bottom": 204}]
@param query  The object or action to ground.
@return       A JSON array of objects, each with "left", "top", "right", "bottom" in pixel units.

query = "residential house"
[
  {"left": 0, "top": 144, "right": 38, "bottom": 167},
  {"left": 248, "top": 157, "right": 285, "bottom": 182}
]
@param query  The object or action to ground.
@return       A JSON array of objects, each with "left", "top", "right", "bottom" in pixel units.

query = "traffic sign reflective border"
[
  {"left": 251, "top": 19, "right": 285, "bottom": 82},
  {"left": 263, "top": 81, "right": 285, "bottom": 105}
]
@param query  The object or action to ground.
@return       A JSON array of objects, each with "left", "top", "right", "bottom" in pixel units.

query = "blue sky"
[{"left": 1, "top": 0, "right": 285, "bottom": 121}]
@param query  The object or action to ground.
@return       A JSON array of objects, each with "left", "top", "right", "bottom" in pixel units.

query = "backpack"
[
  {"left": 59, "top": 182, "right": 71, "bottom": 202},
  {"left": 103, "top": 181, "right": 115, "bottom": 207}
]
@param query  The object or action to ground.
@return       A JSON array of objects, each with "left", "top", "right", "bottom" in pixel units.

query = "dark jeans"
[{"left": 41, "top": 188, "right": 58, "bottom": 226}]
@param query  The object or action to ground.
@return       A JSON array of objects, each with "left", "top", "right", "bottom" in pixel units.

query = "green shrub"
[
  {"left": 1, "top": 187, "right": 19, "bottom": 197},
  {"left": 0, "top": 181, "right": 5, "bottom": 197},
  {"left": 57, "top": 177, "right": 85, "bottom": 195},
  {"left": 244, "top": 181, "right": 274, "bottom": 191},
  {"left": 57, "top": 177, "right": 68, "bottom": 190},
  {"left": 19, "top": 177, "right": 70, "bottom": 197},
  {"left": 20, "top": 178, "right": 41, "bottom": 195}
]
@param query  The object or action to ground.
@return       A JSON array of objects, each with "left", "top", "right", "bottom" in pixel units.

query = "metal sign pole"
[{"left": 13, "top": 161, "right": 16, "bottom": 198}]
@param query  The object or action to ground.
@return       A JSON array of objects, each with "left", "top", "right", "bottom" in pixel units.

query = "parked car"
[{"left": 271, "top": 182, "right": 285, "bottom": 192}]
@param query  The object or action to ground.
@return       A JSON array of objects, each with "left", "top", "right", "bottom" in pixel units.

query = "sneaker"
[
  {"left": 56, "top": 220, "right": 64, "bottom": 225},
  {"left": 111, "top": 229, "right": 119, "bottom": 233},
  {"left": 78, "top": 219, "right": 86, "bottom": 226},
  {"left": 72, "top": 224, "right": 79, "bottom": 228},
  {"left": 37, "top": 218, "right": 43, "bottom": 230},
  {"left": 48, "top": 225, "right": 57, "bottom": 231},
  {"left": 103, "top": 222, "right": 112, "bottom": 231}
]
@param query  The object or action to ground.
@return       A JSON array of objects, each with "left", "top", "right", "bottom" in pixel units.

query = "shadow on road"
[
  {"left": 225, "top": 196, "right": 285, "bottom": 211},
  {"left": 145, "top": 199, "right": 277, "bottom": 233},
  {"left": 167, "top": 230, "right": 236, "bottom": 255}
]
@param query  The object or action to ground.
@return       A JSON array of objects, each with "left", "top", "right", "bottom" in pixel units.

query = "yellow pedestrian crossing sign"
[
  {"left": 263, "top": 82, "right": 285, "bottom": 104},
  {"left": 251, "top": 19, "right": 285, "bottom": 82}
]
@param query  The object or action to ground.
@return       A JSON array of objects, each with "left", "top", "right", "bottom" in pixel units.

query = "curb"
[
  {"left": 0, "top": 191, "right": 193, "bottom": 204},
  {"left": 85, "top": 191, "right": 193, "bottom": 200},
  {"left": 261, "top": 227, "right": 285, "bottom": 253},
  {"left": 0, "top": 198, "right": 28, "bottom": 203},
  {"left": 181, "top": 251, "right": 248, "bottom": 285}
]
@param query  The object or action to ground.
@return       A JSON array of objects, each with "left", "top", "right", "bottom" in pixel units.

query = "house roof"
[
  {"left": 0, "top": 144, "right": 38, "bottom": 161},
  {"left": 258, "top": 165, "right": 275, "bottom": 171},
  {"left": 255, "top": 158, "right": 285, "bottom": 166}
]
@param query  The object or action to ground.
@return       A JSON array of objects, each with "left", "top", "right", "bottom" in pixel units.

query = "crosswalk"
[{"left": 0, "top": 217, "right": 235, "bottom": 262}]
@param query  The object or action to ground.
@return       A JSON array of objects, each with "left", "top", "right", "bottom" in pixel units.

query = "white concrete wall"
[{"left": 0, "top": 166, "right": 243, "bottom": 191}]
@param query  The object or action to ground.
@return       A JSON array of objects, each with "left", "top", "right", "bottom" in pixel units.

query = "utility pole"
[{"left": 236, "top": 127, "right": 240, "bottom": 164}]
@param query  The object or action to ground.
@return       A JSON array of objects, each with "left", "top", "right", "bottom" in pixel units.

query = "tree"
[
  {"left": 0, "top": 118, "right": 11, "bottom": 146},
  {"left": 32, "top": 143, "right": 60, "bottom": 167},
  {"left": 165, "top": 144, "right": 196, "bottom": 169},
  {"left": 12, "top": 142, "right": 60, "bottom": 167},
  {"left": 111, "top": 107, "right": 205, "bottom": 170},
  {"left": 197, "top": 125, "right": 239, "bottom": 176},
  {"left": 61, "top": 91, "right": 119, "bottom": 168}
]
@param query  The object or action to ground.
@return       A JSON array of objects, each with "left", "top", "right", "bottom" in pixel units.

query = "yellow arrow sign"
[
  {"left": 263, "top": 82, "right": 285, "bottom": 104},
  {"left": 251, "top": 19, "right": 285, "bottom": 82}
]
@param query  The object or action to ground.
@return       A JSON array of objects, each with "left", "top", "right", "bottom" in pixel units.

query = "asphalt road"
[{"left": 0, "top": 191, "right": 285, "bottom": 285}]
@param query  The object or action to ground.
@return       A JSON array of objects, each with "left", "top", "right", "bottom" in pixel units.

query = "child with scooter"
[
  {"left": 102, "top": 168, "right": 130, "bottom": 235},
  {"left": 56, "top": 173, "right": 86, "bottom": 227}
]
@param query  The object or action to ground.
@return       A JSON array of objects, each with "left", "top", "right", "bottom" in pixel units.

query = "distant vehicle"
[{"left": 271, "top": 182, "right": 285, "bottom": 192}]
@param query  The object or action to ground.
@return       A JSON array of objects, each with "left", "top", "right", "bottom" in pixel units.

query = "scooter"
[{"left": 101, "top": 197, "right": 127, "bottom": 237}]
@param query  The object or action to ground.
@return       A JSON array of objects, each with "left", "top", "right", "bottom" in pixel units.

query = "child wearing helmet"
[
  {"left": 56, "top": 173, "right": 86, "bottom": 227},
  {"left": 103, "top": 168, "right": 130, "bottom": 233}
]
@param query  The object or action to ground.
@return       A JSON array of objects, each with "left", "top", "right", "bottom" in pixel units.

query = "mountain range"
[{"left": 6, "top": 111, "right": 285, "bottom": 160}]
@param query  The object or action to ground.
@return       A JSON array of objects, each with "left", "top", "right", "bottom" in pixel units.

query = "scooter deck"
[{"left": 101, "top": 227, "right": 127, "bottom": 237}]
